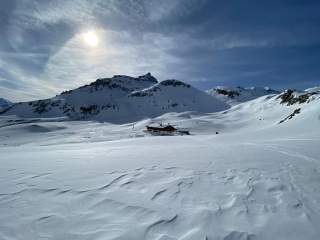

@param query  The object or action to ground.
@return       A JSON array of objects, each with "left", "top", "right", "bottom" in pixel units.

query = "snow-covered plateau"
[{"left": 0, "top": 76, "right": 320, "bottom": 240}]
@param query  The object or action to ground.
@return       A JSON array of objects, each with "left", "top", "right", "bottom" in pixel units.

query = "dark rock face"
[
  {"left": 61, "top": 73, "right": 158, "bottom": 95},
  {"left": 215, "top": 89, "right": 240, "bottom": 98},
  {"left": 80, "top": 105, "right": 99, "bottom": 115},
  {"left": 31, "top": 100, "right": 51, "bottom": 114},
  {"left": 207, "top": 86, "right": 280, "bottom": 105},
  {"left": 279, "top": 108, "right": 301, "bottom": 124},
  {"left": 137, "top": 72, "right": 158, "bottom": 84},
  {"left": 87, "top": 79, "right": 131, "bottom": 92},
  {"left": 129, "top": 80, "right": 191, "bottom": 98},
  {"left": 278, "top": 89, "right": 318, "bottom": 105},
  {"left": 160, "top": 80, "right": 191, "bottom": 88}
]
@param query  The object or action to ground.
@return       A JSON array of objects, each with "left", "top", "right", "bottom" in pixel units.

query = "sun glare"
[{"left": 82, "top": 30, "right": 99, "bottom": 47}]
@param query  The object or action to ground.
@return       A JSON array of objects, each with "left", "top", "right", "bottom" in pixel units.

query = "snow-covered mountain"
[
  {"left": 220, "top": 87, "right": 320, "bottom": 129},
  {"left": 1, "top": 73, "right": 229, "bottom": 122},
  {"left": 0, "top": 98, "right": 12, "bottom": 111},
  {"left": 206, "top": 86, "right": 279, "bottom": 106}
]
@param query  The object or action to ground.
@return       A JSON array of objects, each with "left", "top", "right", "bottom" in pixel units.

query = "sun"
[{"left": 82, "top": 30, "right": 99, "bottom": 47}]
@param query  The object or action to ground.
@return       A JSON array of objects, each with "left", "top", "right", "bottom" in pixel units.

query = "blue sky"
[{"left": 1, "top": 0, "right": 320, "bottom": 101}]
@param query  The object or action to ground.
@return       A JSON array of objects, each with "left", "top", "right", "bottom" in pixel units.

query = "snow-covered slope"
[
  {"left": 217, "top": 87, "right": 320, "bottom": 135},
  {"left": 305, "top": 86, "right": 320, "bottom": 92},
  {"left": 0, "top": 98, "right": 12, "bottom": 111},
  {"left": 0, "top": 87, "right": 320, "bottom": 240},
  {"left": 1, "top": 73, "right": 228, "bottom": 123},
  {"left": 206, "top": 86, "right": 279, "bottom": 106}
]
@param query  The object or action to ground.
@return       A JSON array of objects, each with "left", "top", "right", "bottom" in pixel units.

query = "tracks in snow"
[{"left": 1, "top": 161, "right": 315, "bottom": 239}]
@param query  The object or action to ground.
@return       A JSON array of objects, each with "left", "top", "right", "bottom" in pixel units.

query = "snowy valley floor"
[{"left": 0, "top": 110, "right": 320, "bottom": 240}]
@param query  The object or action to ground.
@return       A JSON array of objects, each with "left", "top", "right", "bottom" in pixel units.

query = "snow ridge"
[
  {"left": 206, "top": 86, "right": 279, "bottom": 106},
  {"left": 1, "top": 74, "right": 228, "bottom": 122}
]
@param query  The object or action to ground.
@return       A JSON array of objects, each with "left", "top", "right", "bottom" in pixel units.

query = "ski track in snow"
[
  {"left": 1, "top": 92, "right": 320, "bottom": 240},
  {"left": 1, "top": 165, "right": 300, "bottom": 239},
  {"left": 1, "top": 140, "right": 319, "bottom": 240},
  {"left": 244, "top": 142, "right": 320, "bottom": 215}
]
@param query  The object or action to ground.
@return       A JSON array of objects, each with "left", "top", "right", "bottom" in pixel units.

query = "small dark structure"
[
  {"left": 145, "top": 124, "right": 190, "bottom": 136},
  {"left": 146, "top": 125, "right": 176, "bottom": 133}
]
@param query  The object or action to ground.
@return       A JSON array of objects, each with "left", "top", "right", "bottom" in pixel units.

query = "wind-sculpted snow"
[
  {"left": 0, "top": 88, "right": 320, "bottom": 239},
  {"left": 1, "top": 125, "right": 320, "bottom": 239}
]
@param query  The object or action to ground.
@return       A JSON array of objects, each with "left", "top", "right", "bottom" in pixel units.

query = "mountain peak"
[
  {"left": 61, "top": 73, "right": 159, "bottom": 96},
  {"left": 109, "top": 73, "right": 158, "bottom": 84},
  {"left": 137, "top": 73, "right": 158, "bottom": 83},
  {"left": 206, "top": 86, "right": 279, "bottom": 106},
  {"left": 160, "top": 79, "right": 191, "bottom": 88},
  {"left": 1, "top": 75, "right": 228, "bottom": 122}
]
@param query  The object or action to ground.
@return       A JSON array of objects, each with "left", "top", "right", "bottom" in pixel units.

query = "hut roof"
[{"left": 146, "top": 125, "right": 177, "bottom": 132}]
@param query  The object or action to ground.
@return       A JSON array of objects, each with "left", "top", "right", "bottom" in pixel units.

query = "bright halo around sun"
[{"left": 82, "top": 30, "right": 99, "bottom": 47}]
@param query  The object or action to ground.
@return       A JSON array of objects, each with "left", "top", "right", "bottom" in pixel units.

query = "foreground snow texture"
[{"left": 1, "top": 93, "right": 320, "bottom": 240}]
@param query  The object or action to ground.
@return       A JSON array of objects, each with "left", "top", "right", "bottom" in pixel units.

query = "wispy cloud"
[
  {"left": 0, "top": 0, "right": 320, "bottom": 101},
  {"left": 41, "top": 29, "right": 181, "bottom": 90}
]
